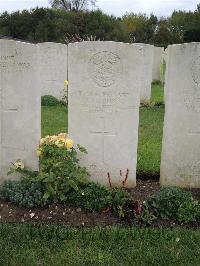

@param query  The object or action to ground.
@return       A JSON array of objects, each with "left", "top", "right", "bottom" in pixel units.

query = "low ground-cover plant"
[
  {"left": 146, "top": 187, "right": 200, "bottom": 223},
  {"left": 114, "top": 187, "right": 200, "bottom": 225},
  {"left": 65, "top": 182, "right": 130, "bottom": 213},
  {"left": 0, "top": 179, "right": 46, "bottom": 208}
]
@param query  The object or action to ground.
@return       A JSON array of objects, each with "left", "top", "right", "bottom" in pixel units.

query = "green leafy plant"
[
  {"left": 8, "top": 134, "right": 90, "bottom": 204},
  {"left": 177, "top": 199, "right": 200, "bottom": 223},
  {"left": 0, "top": 180, "right": 46, "bottom": 208},
  {"left": 64, "top": 183, "right": 130, "bottom": 213},
  {"left": 147, "top": 187, "right": 200, "bottom": 222},
  {"left": 110, "top": 188, "right": 131, "bottom": 217},
  {"left": 64, "top": 182, "right": 113, "bottom": 212},
  {"left": 38, "top": 137, "right": 89, "bottom": 202},
  {"left": 137, "top": 203, "right": 156, "bottom": 225}
]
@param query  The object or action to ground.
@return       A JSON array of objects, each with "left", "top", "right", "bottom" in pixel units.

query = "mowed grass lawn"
[
  {"left": 0, "top": 224, "right": 200, "bottom": 266},
  {"left": 42, "top": 83, "right": 165, "bottom": 175}
]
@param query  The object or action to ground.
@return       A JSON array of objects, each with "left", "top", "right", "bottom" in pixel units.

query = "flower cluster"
[
  {"left": 13, "top": 160, "right": 25, "bottom": 170},
  {"left": 64, "top": 80, "right": 69, "bottom": 86},
  {"left": 37, "top": 133, "right": 74, "bottom": 156}
]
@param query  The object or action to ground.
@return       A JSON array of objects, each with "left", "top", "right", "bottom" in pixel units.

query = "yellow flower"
[
  {"left": 58, "top": 137, "right": 66, "bottom": 143},
  {"left": 49, "top": 135, "right": 58, "bottom": 143},
  {"left": 55, "top": 140, "right": 64, "bottom": 148},
  {"left": 65, "top": 138, "right": 74, "bottom": 149},
  {"left": 58, "top": 133, "right": 68, "bottom": 139},
  {"left": 14, "top": 160, "right": 25, "bottom": 170},
  {"left": 39, "top": 138, "right": 46, "bottom": 146},
  {"left": 64, "top": 80, "right": 69, "bottom": 86},
  {"left": 36, "top": 149, "right": 42, "bottom": 157}
]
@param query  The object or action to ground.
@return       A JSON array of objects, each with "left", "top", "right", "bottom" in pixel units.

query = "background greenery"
[{"left": 0, "top": 3, "right": 200, "bottom": 47}]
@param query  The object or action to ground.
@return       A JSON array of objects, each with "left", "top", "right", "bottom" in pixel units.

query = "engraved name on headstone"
[{"left": 68, "top": 41, "right": 143, "bottom": 187}]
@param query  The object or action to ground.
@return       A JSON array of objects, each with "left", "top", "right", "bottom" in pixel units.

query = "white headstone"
[
  {"left": 0, "top": 40, "right": 40, "bottom": 182},
  {"left": 161, "top": 42, "right": 200, "bottom": 188},
  {"left": 136, "top": 44, "right": 154, "bottom": 103},
  {"left": 152, "top": 46, "right": 164, "bottom": 81},
  {"left": 68, "top": 41, "right": 143, "bottom": 187},
  {"left": 38, "top": 42, "right": 68, "bottom": 99}
]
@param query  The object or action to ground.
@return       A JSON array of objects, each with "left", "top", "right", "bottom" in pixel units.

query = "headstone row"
[
  {"left": 39, "top": 42, "right": 156, "bottom": 103},
  {"left": 0, "top": 39, "right": 199, "bottom": 188}
]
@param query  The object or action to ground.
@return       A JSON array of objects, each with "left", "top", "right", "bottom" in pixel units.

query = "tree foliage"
[
  {"left": 0, "top": 3, "right": 200, "bottom": 46},
  {"left": 49, "top": 0, "right": 97, "bottom": 11}
]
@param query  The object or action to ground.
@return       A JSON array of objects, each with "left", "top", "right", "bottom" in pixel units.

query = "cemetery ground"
[
  {"left": 0, "top": 224, "right": 200, "bottom": 265},
  {"left": 0, "top": 83, "right": 200, "bottom": 265}
]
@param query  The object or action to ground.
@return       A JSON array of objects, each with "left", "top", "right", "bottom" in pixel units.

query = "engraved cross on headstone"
[{"left": 90, "top": 116, "right": 117, "bottom": 163}]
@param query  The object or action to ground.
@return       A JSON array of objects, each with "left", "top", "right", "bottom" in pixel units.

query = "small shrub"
[
  {"left": 147, "top": 187, "right": 200, "bottom": 222},
  {"left": 37, "top": 135, "right": 89, "bottom": 202},
  {"left": 41, "top": 95, "right": 60, "bottom": 106},
  {"left": 138, "top": 204, "right": 156, "bottom": 225},
  {"left": 65, "top": 182, "right": 130, "bottom": 213},
  {"left": 8, "top": 134, "right": 90, "bottom": 204},
  {"left": 111, "top": 188, "right": 131, "bottom": 216},
  {"left": 177, "top": 199, "right": 200, "bottom": 223},
  {"left": 0, "top": 180, "right": 46, "bottom": 208},
  {"left": 65, "top": 182, "right": 112, "bottom": 212},
  {"left": 152, "top": 80, "right": 162, "bottom": 86}
]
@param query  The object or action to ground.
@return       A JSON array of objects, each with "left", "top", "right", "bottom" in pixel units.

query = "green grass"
[
  {"left": 151, "top": 82, "right": 164, "bottom": 104},
  {"left": 0, "top": 224, "right": 199, "bottom": 266},
  {"left": 41, "top": 84, "right": 165, "bottom": 176},
  {"left": 137, "top": 105, "right": 164, "bottom": 175},
  {"left": 137, "top": 83, "right": 164, "bottom": 175},
  {"left": 42, "top": 105, "right": 68, "bottom": 137}
]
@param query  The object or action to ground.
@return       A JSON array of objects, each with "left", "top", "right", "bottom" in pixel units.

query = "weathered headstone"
[
  {"left": 136, "top": 44, "right": 154, "bottom": 103},
  {"left": 38, "top": 42, "right": 68, "bottom": 99},
  {"left": 161, "top": 43, "right": 200, "bottom": 188},
  {"left": 68, "top": 41, "right": 143, "bottom": 187},
  {"left": 152, "top": 46, "right": 164, "bottom": 81},
  {"left": 0, "top": 40, "right": 40, "bottom": 182}
]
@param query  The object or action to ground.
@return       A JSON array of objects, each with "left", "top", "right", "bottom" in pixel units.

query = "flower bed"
[{"left": 0, "top": 134, "right": 200, "bottom": 227}]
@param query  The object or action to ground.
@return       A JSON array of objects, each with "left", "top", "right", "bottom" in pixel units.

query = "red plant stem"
[
  {"left": 107, "top": 172, "right": 112, "bottom": 188},
  {"left": 122, "top": 169, "right": 129, "bottom": 187}
]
